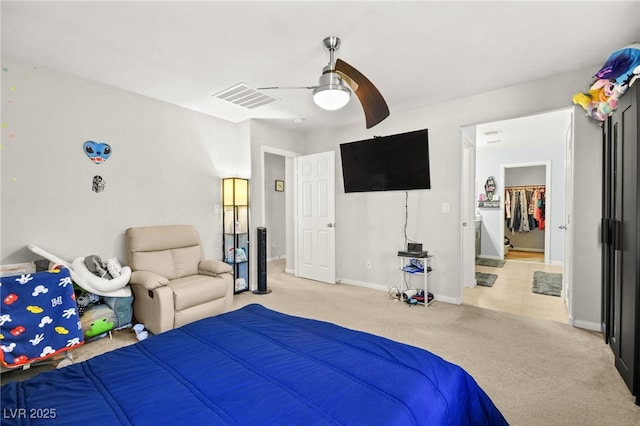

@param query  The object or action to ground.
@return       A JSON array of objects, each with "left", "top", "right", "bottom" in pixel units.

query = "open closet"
[
  {"left": 503, "top": 167, "right": 547, "bottom": 261},
  {"left": 505, "top": 185, "right": 546, "bottom": 233}
]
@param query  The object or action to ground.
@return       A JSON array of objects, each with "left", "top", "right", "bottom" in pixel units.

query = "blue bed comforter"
[{"left": 1, "top": 304, "right": 508, "bottom": 425}]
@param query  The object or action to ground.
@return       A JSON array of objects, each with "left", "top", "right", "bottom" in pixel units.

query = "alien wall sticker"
[{"left": 83, "top": 141, "right": 111, "bottom": 164}]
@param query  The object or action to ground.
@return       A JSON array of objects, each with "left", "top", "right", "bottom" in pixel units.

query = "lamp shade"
[
  {"left": 223, "top": 177, "right": 248, "bottom": 205},
  {"left": 312, "top": 69, "right": 351, "bottom": 110},
  {"left": 313, "top": 86, "right": 351, "bottom": 110}
]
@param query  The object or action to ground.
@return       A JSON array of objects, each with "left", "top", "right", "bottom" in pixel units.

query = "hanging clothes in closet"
[{"left": 505, "top": 186, "right": 545, "bottom": 233}]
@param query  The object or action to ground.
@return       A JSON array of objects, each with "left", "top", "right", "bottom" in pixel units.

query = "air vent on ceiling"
[{"left": 212, "top": 83, "right": 278, "bottom": 109}]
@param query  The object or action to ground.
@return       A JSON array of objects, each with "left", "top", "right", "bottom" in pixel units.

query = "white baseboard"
[
  {"left": 511, "top": 247, "right": 544, "bottom": 253},
  {"left": 435, "top": 294, "right": 461, "bottom": 305},
  {"left": 336, "top": 277, "right": 388, "bottom": 292},
  {"left": 336, "top": 277, "right": 456, "bottom": 305},
  {"left": 570, "top": 318, "right": 601, "bottom": 332},
  {"left": 477, "top": 255, "right": 501, "bottom": 260},
  {"left": 267, "top": 255, "right": 286, "bottom": 262}
]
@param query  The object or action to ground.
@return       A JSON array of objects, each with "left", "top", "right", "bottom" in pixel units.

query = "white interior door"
[{"left": 296, "top": 151, "right": 336, "bottom": 284}]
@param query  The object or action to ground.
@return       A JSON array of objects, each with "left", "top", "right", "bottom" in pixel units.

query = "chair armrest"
[
  {"left": 199, "top": 259, "right": 233, "bottom": 277},
  {"left": 130, "top": 270, "right": 169, "bottom": 290}
]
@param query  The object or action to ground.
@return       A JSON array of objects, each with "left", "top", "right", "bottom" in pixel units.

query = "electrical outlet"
[
  {"left": 271, "top": 242, "right": 277, "bottom": 248},
  {"left": 366, "top": 260, "right": 372, "bottom": 269}
]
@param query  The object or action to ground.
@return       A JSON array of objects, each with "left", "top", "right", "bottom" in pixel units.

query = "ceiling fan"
[{"left": 261, "top": 36, "right": 390, "bottom": 129}]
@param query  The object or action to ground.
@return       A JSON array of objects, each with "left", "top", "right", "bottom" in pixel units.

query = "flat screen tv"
[{"left": 339, "top": 129, "right": 430, "bottom": 193}]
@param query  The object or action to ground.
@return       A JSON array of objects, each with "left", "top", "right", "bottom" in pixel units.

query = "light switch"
[{"left": 442, "top": 202, "right": 450, "bottom": 213}]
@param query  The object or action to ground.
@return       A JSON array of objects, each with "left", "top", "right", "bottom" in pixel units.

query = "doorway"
[
  {"left": 261, "top": 146, "right": 299, "bottom": 275},
  {"left": 460, "top": 108, "right": 573, "bottom": 323},
  {"left": 260, "top": 148, "right": 336, "bottom": 284},
  {"left": 500, "top": 162, "right": 551, "bottom": 264},
  {"left": 264, "top": 152, "right": 287, "bottom": 262}
]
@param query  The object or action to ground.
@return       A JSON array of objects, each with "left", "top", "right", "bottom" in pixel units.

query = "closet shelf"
[{"left": 478, "top": 201, "right": 500, "bottom": 208}]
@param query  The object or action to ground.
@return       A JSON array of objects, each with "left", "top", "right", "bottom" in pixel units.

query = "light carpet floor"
[
  {"left": 467, "top": 260, "right": 569, "bottom": 324},
  {"left": 3, "top": 260, "right": 639, "bottom": 425}
]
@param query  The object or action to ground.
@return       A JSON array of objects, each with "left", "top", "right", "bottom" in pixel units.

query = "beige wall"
[
  {"left": 299, "top": 67, "right": 603, "bottom": 329},
  {"left": 1, "top": 52, "right": 605, "bottom": 329},
  {"left": 0, "top": 55, "right": 249, "bottom": 264}
]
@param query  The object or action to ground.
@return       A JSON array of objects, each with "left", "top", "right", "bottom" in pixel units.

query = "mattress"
[{"left": 1, "top": 304, "right": 507, "bottom": 425}]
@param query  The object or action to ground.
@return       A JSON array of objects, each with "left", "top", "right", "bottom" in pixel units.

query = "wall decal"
[
  {"left": 92, "top": 175, "right": 106, "bottom": 193},
  {"left": 83, "top": 141, "right": 111, "bottom": 164}
]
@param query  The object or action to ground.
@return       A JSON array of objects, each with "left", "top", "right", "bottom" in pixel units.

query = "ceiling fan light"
[{"left": 313, "top": 85, "right": 351, "bottom": 110}]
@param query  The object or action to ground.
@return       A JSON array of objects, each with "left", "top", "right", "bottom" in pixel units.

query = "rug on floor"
[
  {"left": 475, "top": 258, "right": 505, "bottom": 268},
  {"left": 476, "top": 272, "right": 498, "bottom": 287},
  {"left": 532, "top": 271, "right": 562, "bottom": 296}
]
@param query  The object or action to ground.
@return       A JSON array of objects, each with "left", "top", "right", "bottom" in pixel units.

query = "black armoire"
[{"left": 601, "top": 82, "right": 640, "bottom": 405}]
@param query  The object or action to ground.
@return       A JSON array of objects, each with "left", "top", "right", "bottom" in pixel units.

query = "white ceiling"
[{"left": 2, "top": 1, "right": 639, "bottom": 134}]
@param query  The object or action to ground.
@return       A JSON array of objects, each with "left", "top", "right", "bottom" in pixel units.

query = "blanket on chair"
[{"left": 1, "top": 268, "right": 84, "bottom": 367}]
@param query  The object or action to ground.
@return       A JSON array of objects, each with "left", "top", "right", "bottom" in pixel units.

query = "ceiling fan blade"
[
  {"left": 335, "top": 59, "right": 390, "bottom": 129},
  {"left": 257, "top": 86, "right": 315, "bottom": 90}
]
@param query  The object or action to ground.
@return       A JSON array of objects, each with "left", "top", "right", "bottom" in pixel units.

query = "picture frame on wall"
[{"left": 275, "top": 180, "right": 284, "bottom": 192}]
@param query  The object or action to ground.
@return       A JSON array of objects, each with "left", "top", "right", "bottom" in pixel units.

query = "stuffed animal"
[
  {"left": 573, "top": 43, "right": 640, "bottom": 122},
  {"left": 572, "top": 92, "right": 611, "bottom": 121},
  {"left": 85, "top": 318, "right": 114, "bottom": 339},
  {"left": 572, "top": 78, "right": 627, "bottom": 121}
]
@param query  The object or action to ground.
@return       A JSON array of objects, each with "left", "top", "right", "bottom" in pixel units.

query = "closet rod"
[{"left": 505, "top": 185, "right": 545, "bottom": 190}]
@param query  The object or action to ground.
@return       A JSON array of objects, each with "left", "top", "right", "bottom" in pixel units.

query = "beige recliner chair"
[{"left": 125, "top": 225, "right": 234, "bottom": 335}]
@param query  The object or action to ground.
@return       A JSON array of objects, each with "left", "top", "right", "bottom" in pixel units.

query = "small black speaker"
[{"left": 253, "top": 227, "right": 271, "bottom": 294}]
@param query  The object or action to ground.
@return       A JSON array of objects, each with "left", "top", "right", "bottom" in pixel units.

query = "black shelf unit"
[{"left": 223, "top": 177, "right": 250, "bottom": 294}]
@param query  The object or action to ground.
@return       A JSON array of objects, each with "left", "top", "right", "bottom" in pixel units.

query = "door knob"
[
  {"left": 558, "top": 225, "right": 567, "bottom": 230},
  {"left": 327, "top": 223, "right": 335, "bottom": 228}
]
